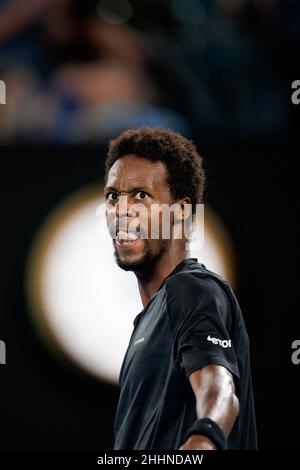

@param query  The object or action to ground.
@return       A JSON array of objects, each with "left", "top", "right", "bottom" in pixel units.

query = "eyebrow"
[
  {"left": 104, "top": 186, "right": 153, "bottom": 194},
  {"left": 104, "top": 186, "right": 118, "bottom": 193}
]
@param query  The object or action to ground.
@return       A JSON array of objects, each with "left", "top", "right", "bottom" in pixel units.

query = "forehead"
[{"left": 106, "top": 154, "right": 167, "bottom": 190}]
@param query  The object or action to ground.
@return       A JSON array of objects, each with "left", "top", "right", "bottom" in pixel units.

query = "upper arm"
[{"left": 166, "top": 273, "right": 240, "bottom": 383}]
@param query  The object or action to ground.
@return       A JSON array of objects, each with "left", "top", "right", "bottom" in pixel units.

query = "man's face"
[{"left": 104, "top": 154, "right": 174, "bottom": 273}]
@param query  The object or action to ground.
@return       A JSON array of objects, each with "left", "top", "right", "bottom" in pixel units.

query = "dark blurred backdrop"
[{"left": 0, "top": 0, "right": 299, "bottom": 450}]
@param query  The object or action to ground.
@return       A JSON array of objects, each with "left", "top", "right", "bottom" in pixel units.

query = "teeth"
[{"left": 117, "top": 230, "right": 139, "bottom": 242}]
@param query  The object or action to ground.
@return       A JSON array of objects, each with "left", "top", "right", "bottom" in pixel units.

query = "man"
[{"left": 104, "top": 126, "right": 257, "bottom": 450}]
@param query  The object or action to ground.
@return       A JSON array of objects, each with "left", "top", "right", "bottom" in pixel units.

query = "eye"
[
  {"left": 106, "top": 192, "right": 119, "bottom": 201},
  {"left": 135, "top": 191, "right": 149, "bottom": 200}
]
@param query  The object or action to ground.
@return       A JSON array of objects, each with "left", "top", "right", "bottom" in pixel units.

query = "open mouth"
[{"left": 115, "top": 230, "right": 141, "bottom": 247}]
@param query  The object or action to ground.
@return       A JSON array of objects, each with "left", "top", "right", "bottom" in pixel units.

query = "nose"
[
  {"left": 106, "top": 195, "right": 137, "bottom": 235},
  {"left": 115, "top": 194, "right": 135, "bottom": 219}
]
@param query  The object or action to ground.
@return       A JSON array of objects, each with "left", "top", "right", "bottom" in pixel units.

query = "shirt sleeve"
[{"left": 166, "top": 272, "right": 240, "bottom": 382}]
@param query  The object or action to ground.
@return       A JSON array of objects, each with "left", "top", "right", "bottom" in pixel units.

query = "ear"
[{"left": 174, "top": 197, "right": 192, "bottom": 222}]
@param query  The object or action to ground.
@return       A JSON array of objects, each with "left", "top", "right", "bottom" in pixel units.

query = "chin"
[
  {"left": 113, "top": 240, "right": 153, "bottom": 272},
  {"left": 112, "top": 239, "right": 168, "bottom": 273},
  {"left": 114, "top": 251, "right": 150, "bottom": 272}
]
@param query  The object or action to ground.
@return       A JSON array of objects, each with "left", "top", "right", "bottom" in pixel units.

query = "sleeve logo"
[{"left": 207, "top": 335, "right": 232, "bottom": 349}]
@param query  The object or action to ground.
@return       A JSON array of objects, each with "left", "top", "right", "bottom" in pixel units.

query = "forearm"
[
  {"left": 194, "top": 368, "right": 239, "bottom": 436},
  {"left": 179, "top": 365, "right": 240, "bottom": 450}
]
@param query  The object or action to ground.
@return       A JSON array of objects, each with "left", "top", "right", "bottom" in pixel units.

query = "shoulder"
[
  {"left": 165, "top": 269, "right": 229, "bottom": 305},
  {"left": 165, "top": 269, "right": 232, "bottom": 330}
]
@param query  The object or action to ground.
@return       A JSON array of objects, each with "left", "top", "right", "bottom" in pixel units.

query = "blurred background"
[{"left": 0, "top": 0, "right": 299, "bottom": 449}]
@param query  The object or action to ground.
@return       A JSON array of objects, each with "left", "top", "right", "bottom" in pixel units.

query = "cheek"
[
  {"left": 148, "top": 238, "right": 169, "bottom": 257},
  {"left": 148, "top": 207, "right": 173, "bottom": 240},
  {"left": 105, "top": 204, "right": 117, "bottom": 228}
]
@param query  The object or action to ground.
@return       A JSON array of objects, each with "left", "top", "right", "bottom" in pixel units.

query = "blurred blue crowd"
[{"left": 0, "top": 0, "right": 298, "bottom": 143}]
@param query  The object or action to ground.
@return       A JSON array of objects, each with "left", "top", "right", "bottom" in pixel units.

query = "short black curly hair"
[{"left": 105, "top": 126, "right": 205, "bottom": 214}]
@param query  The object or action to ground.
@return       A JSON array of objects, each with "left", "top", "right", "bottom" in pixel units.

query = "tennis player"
[{"left": 104, "top": 126, "right": 257, "bottom": 450}]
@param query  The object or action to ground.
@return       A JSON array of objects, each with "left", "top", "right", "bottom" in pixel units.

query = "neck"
[{"left": 136, "top": 244, "right": 191, "bottom": 308}]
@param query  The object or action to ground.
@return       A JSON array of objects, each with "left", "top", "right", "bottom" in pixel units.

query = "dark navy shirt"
[{"left": 113, "top": 258, "right": 257, "bottom": 450}]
